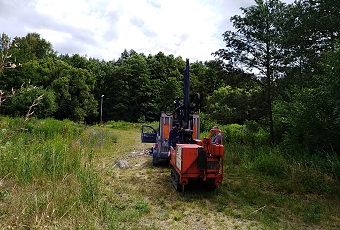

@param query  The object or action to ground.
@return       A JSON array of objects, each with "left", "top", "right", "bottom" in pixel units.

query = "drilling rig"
[{"left": 142, "top": 59, "right": 224, "bottom": 195}]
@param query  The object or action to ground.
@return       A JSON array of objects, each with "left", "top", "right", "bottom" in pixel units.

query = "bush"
[
  {"left": 199, "top": 112, "right": 218, "bottom": 132},
  {"left": 1, "top": 87, "right": 57, "bottom": 118},
  {"left": 222, "top": 121, "right": 269, "bottom": 146},
  {"left": 23, "top": 118, "right": 83, "bottom": 139},
  {"left": 105, "top": 120, "right": 140, "bottom": 129}
]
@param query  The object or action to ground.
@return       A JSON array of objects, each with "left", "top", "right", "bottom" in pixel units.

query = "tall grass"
[
  {"left": 221, "top": 121, "right": 340, "bottom": 194},
  {"left": 221, "top": 123, "right": 340, "bottom": 227},
  {"left": 0, "top": 116, "right": 106, "bottom": 228},
  {"left": 0, "top": 117, "right": 84, "bottom": 183},
  {"left": 105, "top": 120, "right": 142, "bottom": 129}
]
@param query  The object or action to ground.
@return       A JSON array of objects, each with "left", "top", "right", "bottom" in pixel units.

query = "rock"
[{"left": 114, "top": 159, "right": 131, "bottom": 168}]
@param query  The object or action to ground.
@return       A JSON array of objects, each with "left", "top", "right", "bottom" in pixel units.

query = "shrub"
[
  {"left": 105, "top": 120, "right": 140, "bottom": 129},
  {"left": 221, "top": 121, "right": 269, "bottom": 147}
]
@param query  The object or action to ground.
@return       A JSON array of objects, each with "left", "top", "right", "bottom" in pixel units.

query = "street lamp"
[{"left": 100, "top": 94, "right": 104, "bottom": 125}]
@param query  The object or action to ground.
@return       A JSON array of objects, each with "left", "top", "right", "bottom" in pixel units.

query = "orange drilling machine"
[{"left": 142, "top": 59, "right": 224, "bottom": 194}]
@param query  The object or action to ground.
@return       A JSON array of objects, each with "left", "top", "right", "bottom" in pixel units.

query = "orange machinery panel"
[
  {"left": 212, "top": 144, "right": 224, "bottom": 157},
  {"left": 193, "top": 125, "right": 197, "bottom": 139},
  {"left": 163, "top": 124, "right": 169, "bottom": 139},
  {"left": 175, "top": 144, "right": 202, "bottom": 174}
]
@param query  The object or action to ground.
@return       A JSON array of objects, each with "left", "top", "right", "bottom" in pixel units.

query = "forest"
[{"left": 1, "top": 0, "right": 339, "bottom": 154}]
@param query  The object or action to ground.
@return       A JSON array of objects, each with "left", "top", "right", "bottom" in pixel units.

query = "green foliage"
[
  {"left": 134, "top": 201, "right": 150, "bottom": 213},
  {"left": 78, "top": 150, "right": 99, "bottom": 204},
  {"left": 11, "top": 32, "right": 56, "bottom": 63},
  {"left": 222, "top": 121, "right": 269, "bottom": 146},
  {"left": 105, "top": 120, "right": 141, "bottom": 130},
  {"left": 199, "top": 112, "right": 218, "bottom": 132},
  {"left": 207, "top": 85, "right": 265, "bottom": 124},
  {"left": 224, "top": 120, "right": 340, "bottom": 193},
  {"left": 160, "top": 76, "right": 182, "bottom": 110},
  {"left": 23, "top": 117, "right": 83, "bottom": 138},
  {"left": 1, "top": 86, "right": 57, "bottom": 118},
  {"left": 214, "top": 0, "right": 289, "bottom": 145},
  {"left": 275, "top": 49, "right": 340, "bottom": 153},
  {"left": 252, "top": 148, "right": 286, "bottom": 178},
  {"left": 0, "top": 117, "right": 85, "bottom": 183}
]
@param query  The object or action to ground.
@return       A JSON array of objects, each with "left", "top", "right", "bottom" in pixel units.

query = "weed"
[
  {"left": 158, "top": 212, "right": 170, "bottom": 220},
  {"left": 0, "top": 189, "right": 10, "bottom": 199},
  {"left": 173, "top": 213, "right": 184, "bottom": 221},
  {"left": 134, "top": 201, "right": 150, "bottom": 213},
  {"left": 156, "top": 198, "right": 167, "bottom": 208},
  {"left": 105, "top": 120, "right": 140, "bottom": 130},
  {"left": 78, "top": 150, "right": 99, "bottom": 205}
]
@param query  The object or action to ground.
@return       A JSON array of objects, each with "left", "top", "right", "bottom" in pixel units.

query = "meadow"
[{"left": 0, "top": 116, "right": 339, "bottom": 229}]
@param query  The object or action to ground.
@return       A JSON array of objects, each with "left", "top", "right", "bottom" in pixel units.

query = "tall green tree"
[
  {"left": 275, "top": 48, "right": 340, "bottom": 153},
  {"left": 207, "top": 85, "right": 265, "bottom": 124},
  {"left": 106, "top": 53, "right": 153, "bottom": 122},
  {"left": 11, "top": 33, "right": 56, "bottom": 64},
  {"left": 273, "top": 0, "right": 339, "bottom": 151},
  {"left": 5, "top": 57, "right": 98, "bottom": 121},
  {"left": 1, "top": 86, "right": 57, "bottom": 118},
  {"left": 280, "top": 0, "right": 340, "bottom": 88},
  {"left": 215, "top": 0, "right": 288, "bottom": 145},
  {"left": 50, "top": 63, "right": 97, "bottom": 121}
]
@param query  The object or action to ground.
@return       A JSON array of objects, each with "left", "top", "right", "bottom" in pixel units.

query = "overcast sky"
[{"left": 1, "top": 0, "right": 295, "bottom": 62}]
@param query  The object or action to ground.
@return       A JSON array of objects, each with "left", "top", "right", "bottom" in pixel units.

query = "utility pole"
[{"left": 100, "top": 94, "right": 104, "bottom": 125}]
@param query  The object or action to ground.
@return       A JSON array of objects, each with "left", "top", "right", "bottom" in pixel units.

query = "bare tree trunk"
[{"left": 265, "top": 16, "right": 275, "bottom": 146}]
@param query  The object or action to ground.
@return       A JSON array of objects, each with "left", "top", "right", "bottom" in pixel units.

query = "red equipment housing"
[{"left": 170, "top": 127, "right": 224, "bottom": 194}]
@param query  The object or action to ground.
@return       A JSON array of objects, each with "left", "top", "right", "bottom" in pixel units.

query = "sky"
[{"left": 1, "top": 0, "right": 295, "bottom": 62}]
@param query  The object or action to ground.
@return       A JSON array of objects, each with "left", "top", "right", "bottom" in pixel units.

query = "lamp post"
[{"left": 100, "top": 94, "right": 104, "bottom": 125}]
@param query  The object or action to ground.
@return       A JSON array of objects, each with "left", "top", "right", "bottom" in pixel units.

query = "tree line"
[{"left": 0, "top": 0, "right": 339, "bottom": 154}]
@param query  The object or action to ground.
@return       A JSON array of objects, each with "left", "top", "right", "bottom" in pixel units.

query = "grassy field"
[{"left": 0, "top": 117, "right": 339, "bottom": 229}]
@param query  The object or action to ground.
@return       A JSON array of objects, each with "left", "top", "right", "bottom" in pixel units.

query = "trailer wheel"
[{"left": 152, "top": 150, "right": 159, "bottom": 166}]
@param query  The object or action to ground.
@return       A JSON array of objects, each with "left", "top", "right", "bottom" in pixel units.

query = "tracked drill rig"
[
  {"left": 142, "top": 59, "right": 224, "bottom": 195},
  {"left": 168, "top": 59, "right": 224, "bottom": 195}
]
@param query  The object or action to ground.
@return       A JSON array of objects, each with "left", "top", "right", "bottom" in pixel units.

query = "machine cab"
[{"left": 141, "top": 125, "right": 157, "bottom": 143}]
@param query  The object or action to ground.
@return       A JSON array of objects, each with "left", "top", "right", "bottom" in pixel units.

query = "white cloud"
[{"left": 0, "top": 0, "right": 296, "bottom": 62}]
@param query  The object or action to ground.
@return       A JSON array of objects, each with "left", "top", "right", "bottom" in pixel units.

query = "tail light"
[{"left": 153, "top": 143, "right": 158, "bottom": 150}]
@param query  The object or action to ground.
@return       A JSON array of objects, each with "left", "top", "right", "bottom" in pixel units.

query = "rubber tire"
[{"left": 152, "top": 150, "right": 159, "bottom": 166}]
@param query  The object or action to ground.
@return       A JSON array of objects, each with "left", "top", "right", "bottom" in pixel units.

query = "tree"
[
  {"left": 11, "top": 33, "right": 56, "bottom": 64},
  {"left": 1, "top": 86, "right": 57, "bottom": 118},
  {"left": 272, "top": 0, "right": 340, "bottom": 151},
  {"left": 51, "top": 64, "right": 97, "bottom": 121},
  {"left": 207, "top": 85, "right": 265, "bottom": 124},
  {"left": 4, "top": 57, "right": 98, "bottom": 121},
  {"left": 275, "top": 48, "right": 340, "bottom": 153},
  {"left": 0, "top": 33, "right": 11, "bottom": 76},
  {"left": 105, "top": 53, "right": 153, "bottom": 122},
  {"left": 0, "top": 33, "right": 46, "bottom": 118},
  {"left": 214, "top": 0, "right": 288, "bottom": 145},
  {"left": 280, "top": 0, "right": 340, "bottom": 89}
]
